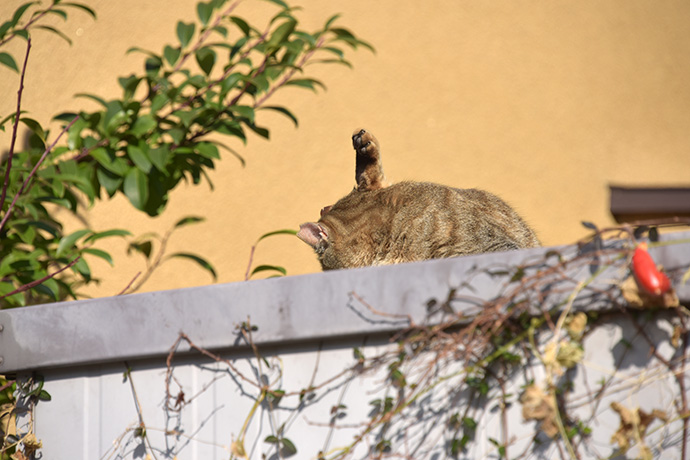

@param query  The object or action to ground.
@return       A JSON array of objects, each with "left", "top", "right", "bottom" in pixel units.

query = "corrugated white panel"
[{"left": 28, "top": 312, "right": 688, "bottom": 460}]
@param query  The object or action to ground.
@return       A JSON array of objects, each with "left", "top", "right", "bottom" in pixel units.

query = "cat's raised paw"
[{"left": 352, "top": 128, "right": 379, "bottom": 158}]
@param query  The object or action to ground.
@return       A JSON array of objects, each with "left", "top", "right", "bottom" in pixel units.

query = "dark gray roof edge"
[{"left": 1, "top": 231, "right": 689, "bottom": 373}]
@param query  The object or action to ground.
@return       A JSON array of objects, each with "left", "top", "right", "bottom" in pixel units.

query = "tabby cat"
[{"left": 297, "top": 128, "right": 540, "bottom": 270}]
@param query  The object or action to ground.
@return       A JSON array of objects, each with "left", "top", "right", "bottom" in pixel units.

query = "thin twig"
[
  {"left": 1, "top": 38, "right": 32, "bottom": 212},
  {"left": 253, "top": 36, "right": 325, "bottom": 109},
  {"left": 125, "top": 227, "right": 174, "bottom": 294},
  {"left": 244, "top": 244, "right": 256, "bottom": 281},
  {"left": 117, "top": 271, "right": 141, "bottom": 296},
  {"left": 0, "top": 4, "right": 57, "bottom": 48},
  {"left": 676, "top": 312, "right": 688, "bottom": 460},
  {"left": 0, "top": 256, "right": 80, "bottom": 300},
  {"left": 124, "top": 363, "right": 160, "bottom": 460},
  {"left": 0, "top": 115, "right": 80, "bottom": 233},
  {"left": 148, "top": 0, "right": 245, "bottom": 99}
]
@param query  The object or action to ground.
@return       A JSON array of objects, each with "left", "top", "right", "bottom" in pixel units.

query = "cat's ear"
[
  {"left": 320, "top": 205, "right": 332, "bottom": 217},
  {"left": 297, "top": 222, "right": 329, "bottom": 249},
  {"left": 352, "top": 128, "right": 388, "bottom": 191}
]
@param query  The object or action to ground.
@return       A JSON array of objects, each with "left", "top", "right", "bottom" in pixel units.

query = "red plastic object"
[{"left": 632, "top": 242, "right": 671, "bottom": 296}]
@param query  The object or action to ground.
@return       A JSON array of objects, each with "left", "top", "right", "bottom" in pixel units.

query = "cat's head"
[
  {"left": 297, "top": 205, "right": 342, "bottom": 270},
  {"left": 297, "top": 128, "right": 388, "bottom": 270}
]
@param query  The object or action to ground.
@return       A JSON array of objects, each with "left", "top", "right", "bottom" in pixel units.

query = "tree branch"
[
  {"left": 0, "top": 114, "right": 80, "bottom": 234},
  {"left": 0, "top": 256, "right": 80, "bottom": 300},
  {"left": 0, "top": 38, "right": 32, "bottom": 213}
]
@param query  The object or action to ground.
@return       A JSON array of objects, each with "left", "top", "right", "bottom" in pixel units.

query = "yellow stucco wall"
[{"left": 1, "top": 0, "right": 689, "bottom": 297}]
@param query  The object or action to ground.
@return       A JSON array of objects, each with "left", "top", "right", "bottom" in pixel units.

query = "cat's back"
[
  {"left": 383, "top": 182, "right": 540, "bottom": 253},
  {"left": 323, "top": 181, "right": 540, "bottom": 265}
]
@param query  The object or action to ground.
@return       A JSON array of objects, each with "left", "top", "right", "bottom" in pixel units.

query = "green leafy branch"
[
  {"left": 0, "top": 0, "right": 371, "bottom": 307},
  {"left": 0, "top": 0, "right": 96, "bottom": 68}
]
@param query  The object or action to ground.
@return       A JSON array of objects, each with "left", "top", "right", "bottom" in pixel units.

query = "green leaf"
[
  {"left": 284, "top": 78, "right": 326, "bottom": 92},
  {"left": 123, "top": 168, "right": 149, "bottom": 211},
  {"left": 75, "top": 92, "right": 108, "bottom": 108},
  {"left": 0, "top": 22, "right": 12, "bottom": 39},
  {"left": 73, "top": 257, "right": 91, "bottom": 280},
  {"left": 127, "top": 145, "right": 152, "bottom": 173},
  {"left": 264, "top": 435, "right": 279, "bottom": 444},
  {"left": 0, "top": 52, "right": 18, "bottom": 72},
  {"left": 320, "top": 46, "right": 345, "bottom": 59},
  {"left": 168, "top": 127, "right": 186, "bottom": 145},
  {"left": 118, "top": 74, "right": 142, "bottom": 100},
  {"left": 232, "top": 105, "right": 255, "bottom": 123},
  {"left": 15, "top": 222, "right": 36, "bottom": 244},
  {"left": 145, "top": 56, "right": 162, "bottom": 76},
  {"left": 280, "top": 438, "right": 297, "bottom": 455},
  {"left": 266, "top": 19, "right": 296, "bottom": 52},
  {"left": 257, "top": 229, "right": 297, "bottom": 242},
  {"left": 463, "top": 417, "right": 478, "bottom": 430},
  {"left": 129, "top": 240, "right": 153, "bottom": 259},
  {"left": 172, "top": 109, "right": 196, "bottom": 128},
  {"left": 211, "top": 24, "right": 227, "bottom": 38},
  {"left": 220, "top": 72, "right": 243, "bottom": 95},
  {"left": 37, "top": 389, "right": 52, "bottom": 401},
  {"left": 175, "top": 216, "right": 204, "bottom": 227},
  {"left": 149, "top": 145, "right": 171, "bottom": 171},
  {"left": 229, "top": 16, "right": 251, "bottom": 36},
  {"left": 293, "top": 30, "right": 315, "bottom": 46},
  {"left": 260, "top": 106, "right": 298, "bottom": 127},
  {"left": 214, "top": 142, "right": 245, "bottom": 166},
  {"left": 25, "top": 220, "right": 59, "bottom": 238},
  {"left": 103, "top": 99, "right": 127, "bottom": 132},
  {"left": 167, "top": 253, "right": 217, "bottom": 280},
  {"left": 130, "top": 114, "right": 157, "bottom": 136},
  {"left": 85, "top": 229, "right": 131, "bottom": 243},
  {"left": 90, "top": 148, "right": 129, "bottom": 175},
  {"left": 46, "top": 9, "right": 68, "bottom": 21},
  {"left": 176, "top": 21, "right": 196, "bottom": 48},
  {"left": 19, "top": 117, "right": 45, "bottom": 141},
  {"left": 195, "top": 142, "right": 220, "bottom": 159},
  {"left": 14, "top": 29, "right": 29, "bottom": 41},
  {"left": 251, "top": 264, "right": 287, "bottom": 276},
  {"left": 35, "top": 25, "right": 73, "bottom": 45},
  {"left": 262, "top": 0, "right": 289, "bottom": 9},
  {"left": 11, "top": 2, "right": 38, "bottom": 28},
  {"left": 82, "top": 248, "right": 113, "bottom": 266},
  {"left": 324, "top": 13, "right": 341, "bottom": 30},
  {"left": 65, "top": 116, "right": 86, "bottom": 149},
  {"left": 246, "top": 122, "right": 269, "bottom": 139},
  {"left": 40, "top": 172, "right": 91, "bottom": 188},
  {"left": 150, "top": 93, "right": 170, "bottom": 113},
  {"left": 195, "top": 47, "right": 216, "bottom": 75},
  {"left": 96, "top": 167, "right": 121, "bottom": 196},
  {"left": 215, "top": 120, "right": 245, "bottom": 141},
  {"left": 34, "top": 276, "right": 59, "bottom": 301},
  {"left": 163, "top": 45, "right": 181, "bottom": 66},
  {"left": 61, "top": 2, "right": 97, "bottom": 18},
  {"left": 56, "top": 229, "right": 92, "bottom": 257},
  {"left": 126, "top": 46, "right": 158, "bottom": 58},
  {"left": 196, "top": 1, "right": 214, "bottom": 26},
  {"left": 0, "top": 112, "right": 17, "bottom": 131},
  {"left": 330, "top": 28, "right": 375, "bottom": 53}
]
